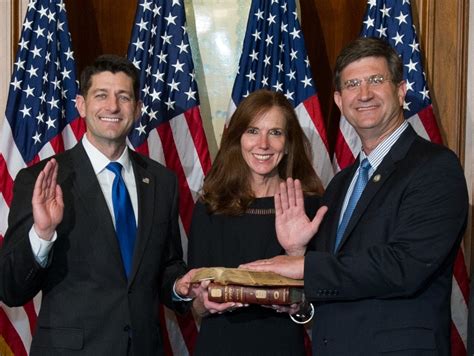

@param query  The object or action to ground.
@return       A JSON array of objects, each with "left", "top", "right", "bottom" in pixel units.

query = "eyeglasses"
[{"left": 341, "top": 74, "right": 391, "bottom": 91}]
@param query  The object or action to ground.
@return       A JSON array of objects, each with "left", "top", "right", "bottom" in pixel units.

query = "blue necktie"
[
  {"left": 334, "top": 158, "right": 371, "bottom": 252},
  {"left": 107, "top": 162, "right": 137, "bottom": 277}
]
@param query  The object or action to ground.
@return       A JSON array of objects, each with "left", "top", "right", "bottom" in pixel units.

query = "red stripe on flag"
[
  {"left": 48, "top": 133, "right": 65, "bottom": 156},
  {"left": 417, "top": 105, "right": 442, "bottom": 144},
  {"left": 303, "top": 94, "right": 330, "bottom": 151},
  {"left": 183, "top": 107, "right": 211, "bottom": 175},
  {"left": 69, "top": 117, "right": 87, "bottom": 141},
  {"left": 175, "top": 313, "right": 197, "bottom": 354},
  {"left": 133, "top": 140, "right": 150, "bottom": 157},
  {"left": 22, "top": 302, "right": 37, "bottom": 335},
  {"left": 156, "top": 123, "right": 196, "bottom": 234},
  {"left": 0, "top": 308, "right": 27, "bottom": 356},
  {"left": 453, "top": 248, "right": 470, "bottom": 303},
  {"left": 158, "top": 306, "right": 173, "bottom": 356},
  {"left": 303, "top": 330, "right": 312, "bottom": 356},
  {"left": 450, "top": 321, "right": 466, "bottom": 356},
  {"left": 334, "top": 129, "right": 356, "bottom": 170},
  {"left": 0, "top": 155, "right": 15, "bottom": 207}
]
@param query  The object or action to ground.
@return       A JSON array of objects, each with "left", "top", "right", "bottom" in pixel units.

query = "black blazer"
[
  {"left": 304, "top": 125, "right": 468, "bottom": 355},
  {"left": 1, "top": 142, "right": 188, "bottom": 355}
]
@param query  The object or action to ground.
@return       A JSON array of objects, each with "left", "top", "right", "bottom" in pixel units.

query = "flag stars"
[
  {"left": 286, "top": 70, "right": 296, "bottom": 81},
  {"left": 47, "top": 10, "right": 56, "bottom": 23},
  {"left": 46, "top": 117, "right": 56, "bottom": 129},
  {"left": 392, "top": 32, "right": 404, "bottom": 46},
  {"left": 38, "top": 5, "right": 48, "bottom": 18},
  {"left": 61, "top": 67, "right": 71, "bottom": 80},
  {"left": 47, "top": 97, "right": 60, "bottom": 110},
  {"left": 57, "top": 21, "right": 64, "bottom": 31},
  {"left": 265, "top": 34, "right": 273, "bottom": 46},
  {"left": 135, "top": 122, "right": 147, "bottom": 136},
  {"left": 261, "top": 76, "right": 269, "bottom": 87},
  {"left": 33, "top": 25, "right": 45, "bottom": 38},
  {"left": 152, "top": 5, "right": 161, "bottom": 16},
  {"left": 249, "top": 49, "right": 259, "bottom": 61},
  {"left": 290, "top": 28, "right": 301, "bottom": 39},
  {"left": 140, "top": 0, "right": 152, "bottom": 12},
  {"left": 136, "top": 18, "right": 148, "bottom": 31},
  {"left": 405, "top": 80, "right": 414, "bottom": 92},
  {"left": 263, "top": 55, "right": 271, "bottom": 67},
  {"left": 165, "top": 97, "right": 176, "bottom": 110},
  {"left": 403, "top": 101, "right": 411, "bottom": 111},
  {"left": 32, "top": 131, "right": 42, "bottom": 144},
  {"left": 133, "top": 38, "right": 145, "bottom": 51},
  {"left": 405, "top": 59, "right": 418, "bottom": 73},
  {"left": 380, "top": 4, "right": 391, "bottom": 17},
  {"left": 158, "top": 51, "right": 168, "bottom": 63},
  {"left": 396, "top": 11, "right": 408, "bottom": 25},
  {"left": 150, "top": 89, "right": 161, "bottom": 102},
  {"left": 148, "top": 108, "right": 158, "bottom": 121},
  {"left": 161, "top": 32, "right": 173, "bottom": 44},
  {"left": 20, "top": 105, "right": 32, "bottom": 118},
  {"left": 267, "top": 14, "right": 276, "bottom": 26},
  {"left": 36, "top": 112, "right": 45, "bottom": 124},
  {"left": 272, "top": 81, "right": 283, "bottom": 92},
  {"left": 185, "top": 88, "right": 197, "bottom": 101},
  {"left": 31, "top": 45, "right": 42, "bottom": 58},
  {"left": 176, "top": 40, "right": 189, "bottom": 53},
  {"left": 364, "top": 16, "right": 374, "bottom": 29},
  {"left": 290, "top": 49, "right": 298, "bottom": 60},
  {"left": 301, "top": 75, "right": 312, "bottom": 88},
  {"left": 172, "top": 59, "right": 185, "bottom": 73},
  {"left": 23, "top": 19, "right": 33, "bottom": 30},
  {"left": 376, "top": 25, "right": 387, "bottom": 37},
  {"left": 409, "top": 39, "right": 420, "bottom": 53},
  {"left": 255, "top": 9, "right": 264, "bottom": 21},
  {"left": 23, "top": 85, "right": 35, "bottom": 98},
  {"left": 167, "top": 78, "right": 180, "bottom": 92},
  {"left": 419, "top": 87, "right": 430, "bottom": 100},
  {"left": 10, "top": 77, "right": 22, "bottom": 91},
  {"left": 276, "top": 61, "right": 284, "bottom": 72},
  {"left": 281, "top": 23, "right": 288, "bottom": 32},
  {"left": 285, "top": 90, "right": 294, "bottom": 101},
  {"left": 148, "top": 44, "right": 155, "bottom": 56},
  {"left": 15, "top": 58, "right": 26, "bottom": 71},
  {"left": 132, "top": 58, "right": 141, "bottom": 68},
  {"left": 19, "top": 38, "right": 29, "bottom": 51},
  {"left": 252, "top": 29, "right": 261, "bottom": 41},
  {"left": 153, "top": 70, "right": 165, "bottom": 82},
  {"left": 47, "top": 31, "right": 54, "bottom": 43},
  {"left": 165, "top": 12, "right": 177, "bottom": 26},
  {"left": 246, "top": 70, "right": 256, "bottom": 82}
]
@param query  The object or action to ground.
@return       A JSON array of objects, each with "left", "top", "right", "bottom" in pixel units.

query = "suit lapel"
[
  {"left": 128, "top": 151, "right": 155, "bottom": 284},
  {"left": 67, "top": 143, "right": 125, "bottom": 268},
  {"left": 335, "top": 125, "right": 417, "bottom": 252}
]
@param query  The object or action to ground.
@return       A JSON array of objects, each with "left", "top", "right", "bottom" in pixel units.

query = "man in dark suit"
[
  {"left": 0, "top": 55, "right": 198, "bottom": 355},
  {"left": 242, "top": 37, "right": 468, "bottom": 355}
]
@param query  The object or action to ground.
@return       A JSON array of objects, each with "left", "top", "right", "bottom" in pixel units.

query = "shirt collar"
[{"left": 82, "top": 135, "right": 132, "bottom": 175}]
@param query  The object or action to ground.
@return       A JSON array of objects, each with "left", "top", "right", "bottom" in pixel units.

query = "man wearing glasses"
[{"left": 243, "top": 37, "right": 468, "bottom": 355}]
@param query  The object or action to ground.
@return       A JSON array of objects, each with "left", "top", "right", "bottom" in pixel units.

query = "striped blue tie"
[
  {"left": 107, "top": 162, "right": 137, "bottom": 277},
  {"left": 334, "top": 158, "right": 371, "bottom": 252}
]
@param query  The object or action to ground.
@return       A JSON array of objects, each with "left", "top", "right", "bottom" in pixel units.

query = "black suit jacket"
[
  {"left": 0, "top": 142, "right": 188, "bottom": 355},
  {"left": 304, "top": 125, "right": 468, "bottom": 355}
]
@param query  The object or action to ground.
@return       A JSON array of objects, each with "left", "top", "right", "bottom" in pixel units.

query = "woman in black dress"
[{"left": 188, "top": 89, "right": 323, "bottom": 355}]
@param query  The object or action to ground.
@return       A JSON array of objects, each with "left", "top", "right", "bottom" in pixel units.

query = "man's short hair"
[
  {"left": 334, "top": 37, "right": 403, "bottom": 91},
  {"left": 79, "top": 54, "right": 140, "bottom": 100}
]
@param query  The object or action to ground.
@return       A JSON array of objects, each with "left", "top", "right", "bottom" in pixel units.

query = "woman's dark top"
[{"left": 188, "top": 196, "right": 320, "bottom": 356}]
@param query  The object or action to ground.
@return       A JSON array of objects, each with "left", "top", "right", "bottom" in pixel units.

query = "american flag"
[
  {"left": 127, "top": 0, "right": 211, "bottom": 354},
  {"left": 333, "top": 0, "right": 470, "bottom": 354},
  {"left": 228, "top": 0, "right": 334, "bottom": 187},
  {"left": 0, "top": 0, "right": 86, "bottom": 354}
]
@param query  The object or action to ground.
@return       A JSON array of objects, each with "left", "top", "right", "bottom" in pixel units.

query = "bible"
[
  {"left": 207, "top": 283, "right": 304, "bottom": 305},
  {"left": 191, "top": 267, "right": 305, "bottom": 305}
]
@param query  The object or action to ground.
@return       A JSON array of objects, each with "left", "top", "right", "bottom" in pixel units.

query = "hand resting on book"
[{"left": 192, "top": 280, "right": 248, "bottom": 317}]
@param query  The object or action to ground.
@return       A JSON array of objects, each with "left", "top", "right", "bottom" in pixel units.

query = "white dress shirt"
[{"left": 29, "top": 135, "right": 138, "bottom": 266}]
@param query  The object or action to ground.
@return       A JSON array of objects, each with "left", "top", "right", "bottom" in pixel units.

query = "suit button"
[
  {"left": 323, "top": 338, "right": 328, "bottom": 345},
  {"left": 123, "top": 325, "right": 130, "bottom": 332}
]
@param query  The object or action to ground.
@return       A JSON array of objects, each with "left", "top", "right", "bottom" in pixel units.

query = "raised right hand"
[
  {"left": 275, "top": 178, "right": 327, "bottom": 256},
  {"left": 32, "top": 159, "right": 64, "bottom": 240}
]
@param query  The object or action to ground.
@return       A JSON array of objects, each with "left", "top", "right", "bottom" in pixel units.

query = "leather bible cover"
[{"left": 207, "top": 283, "right": 304, "bottom": 305}]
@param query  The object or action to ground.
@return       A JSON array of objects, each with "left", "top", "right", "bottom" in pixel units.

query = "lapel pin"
[
  {"left": 142, "top": 177, "right": 150, "bottom": 184},
  {"left": 373, "top": 174, "right": 381, "bottom": 183}
]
